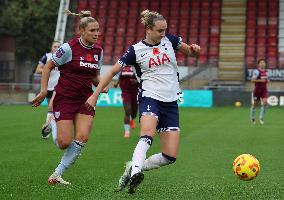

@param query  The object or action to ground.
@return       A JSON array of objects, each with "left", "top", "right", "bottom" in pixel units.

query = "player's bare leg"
[
  {"left": 123, "top": 103, "right": 132, "bottom": 138},
  {"left": 141, "top": 131, "right": 179, "bottom": 171},
  {"left": 159, "top": 131, "right": 179, "bottom": 159}
]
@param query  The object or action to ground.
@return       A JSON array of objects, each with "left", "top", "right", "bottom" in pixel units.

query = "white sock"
[
  {"left": 142, "top": 153, "right": 176, "bottom": 171},
  {"left": 46, "top": 112, "right": 53, "bottom": 123},
  {"left": 259, "top": 105, "right": 267, "bottom": 120},
  {"left": 131, "top": 135, "right": 153, "bottom": 177},
  {"left": 250, "top": 106, "right": 256, "bottom": 121},
  {"left": 124, "top": 124, "right": 130, "bottom": 132},
  {"left": 55, "top": 140, "right": 85, "bottom": 176},
  {"left": 50, "top": 118, "right": 58, "bottom": 147}
]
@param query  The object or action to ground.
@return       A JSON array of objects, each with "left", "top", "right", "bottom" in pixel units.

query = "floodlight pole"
[{"left": 54, "top": 0, "right": 70, "bottom": 44}]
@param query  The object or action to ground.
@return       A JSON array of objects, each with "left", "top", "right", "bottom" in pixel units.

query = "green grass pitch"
[{"left": 0, "top": 105, "right": 283, "bottom": 199}]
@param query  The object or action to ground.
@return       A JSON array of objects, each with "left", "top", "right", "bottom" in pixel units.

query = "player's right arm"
[
  {"left": 85, "top": 63, "right": 122, "bottom": 110},
  {"left": 35, "top": 63, "right": 44, "bottom": 74},
  {"left": 85, "top": 46, "right": 136, "bottom": 110},
  {"left": 32, "top": 43, "right": 72, "bottom": 107},
  {"left": 31, "top": 60, "right": 55, "bottom": 107}
]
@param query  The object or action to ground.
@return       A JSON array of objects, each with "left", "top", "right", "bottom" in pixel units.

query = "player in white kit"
[
  {"left": 35, "top": 41, "right": 60, "bottom": 139},
  {"left": 85, "top": 10, "right": 200, "bottom": 193}
]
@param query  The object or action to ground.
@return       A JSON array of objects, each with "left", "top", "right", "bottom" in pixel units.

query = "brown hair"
[
  {"left": 257, "top": 58, "right": 266, "bottom": 64},
  {"left": 64, "top": 9, "right": 98, "bottom": 29},
  {"left": 140, "top": 9, "right": 165, "bottom": 29}
]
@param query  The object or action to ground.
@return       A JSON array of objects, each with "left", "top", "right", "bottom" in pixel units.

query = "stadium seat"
[
  {"left": 78, "top": 0, "right": 88, "bottom": 10},
  {"left": 116, "top": 28, "right": 126, "bottom": 37},
  {"left": 244, "top": 0, "right": 279, "bottom": 69},
  {"left": 104, "top": 36, "right": 114, "bottom": 46},
  {"left": 115, "top": 36, "right": 124, "bottom": 47},
  {"left": 246, "top": 46, "right": 255, "bottom": 56},
  {"left": 268, "top": 59, "right": 277, "bottom": 68},
  {"left": 89, "top": 0, "right": 99, "bottom": 9},
  {"left": 139, "top": 0, "right": 150, "bottom": 12},
  {"left": 246, "top": 56, "right": 256, "bottom": 69},
  {"left": 103, "top": 55, "right": 112, "bottom": 64},
  {"left": 99, "top": 0, "right": 108, "bottom": 9},
  {"left": 149, "top": 1, "right": 159, "bottom": 11},
  {"left": 73, "top": 0, "right": 222, "bottom": 67},
  {"left": 109, "top": 1, "right": 118, "bottom": 9}
]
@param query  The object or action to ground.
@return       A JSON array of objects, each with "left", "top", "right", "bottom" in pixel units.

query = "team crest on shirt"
[
  {"left": 93, "top": 55, "right": 98, "bottom": 61},
  {"left": 56, "top": 48, "right": 65, "bottom": 58},
  {"left": 54, "top": 112, "right": 60, "bottom": 119}
]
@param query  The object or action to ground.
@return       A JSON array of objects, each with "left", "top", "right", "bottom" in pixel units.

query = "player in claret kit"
[
  {"left": 85, "top": 10, "right": 200, "bottom": 193},
  {"left": 114, "top": 65, "right": 139, "bottom": 138},
  {"left": 32, "top": 10, "right": 103, "bottom": 185},
  {"left": 250, "top": 59, "right": 270, "bottom": 124}
]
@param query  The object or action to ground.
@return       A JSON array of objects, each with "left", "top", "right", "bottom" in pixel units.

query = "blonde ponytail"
[
  {"left": 140, "top": 10, "right": 165, "bottom": 29},
  {"left": 64, "top": 9, "right": 97, "bottom": 29}
]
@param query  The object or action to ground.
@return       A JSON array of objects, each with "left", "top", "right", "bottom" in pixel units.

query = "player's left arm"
[{"left": 177, "top": 42, "right": 201, "bottom": 57}]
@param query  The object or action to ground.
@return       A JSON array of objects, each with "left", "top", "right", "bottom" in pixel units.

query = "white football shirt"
[
  {"left": 118, "top": 34, "right": 182, "bottom": 102},
  {"left": 39, "top": 52, "right": 60, "bottom": 91}
]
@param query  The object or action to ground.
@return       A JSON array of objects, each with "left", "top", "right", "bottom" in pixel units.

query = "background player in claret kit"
[
  {"left": 114, "top": 65, "right": 139, "bottom": 138},
  {"left": 32, "top": 10, "right": 103, "bottom": 185},
  {"left": 250, "top": 59, "right": 270, "bottom": 124},
  {"left": 85, "top": 10, "right": 200, "bottom": 193},
  {"left": 35, "top": 41, "right": 60, "bottom": 139}
]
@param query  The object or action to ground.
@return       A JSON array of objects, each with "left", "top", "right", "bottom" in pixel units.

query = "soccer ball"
[
  {"left": 234, "top": 101, "right": 242, "bottom": 107},
  {"left": 233, "top": 154, "right": 260, "bottom": 181}
]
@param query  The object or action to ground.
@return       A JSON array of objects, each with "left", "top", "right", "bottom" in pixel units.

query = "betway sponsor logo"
[{"left": 80, "top": 61, "right": 99, "bottom": 69}]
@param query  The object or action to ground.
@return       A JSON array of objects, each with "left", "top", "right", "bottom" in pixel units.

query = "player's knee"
[
  {"left": 162, "top": 153, "right": 177, "bottom": 165},
  {"left": 57, "top": 137, "right": 72, "bottom": 149},
  {"left": 57, "top": 140, "right": 71, "bottom": 150}
]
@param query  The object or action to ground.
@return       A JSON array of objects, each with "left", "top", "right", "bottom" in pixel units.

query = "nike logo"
[
  {"left": 162, "top": 44, "right": 166, "bottom": 46},
  {"left": 135, "top": 165, "right": 139, "bottom": 168},
  {"left": 141, "top": 53, "right": 147, "bottom": 57}
]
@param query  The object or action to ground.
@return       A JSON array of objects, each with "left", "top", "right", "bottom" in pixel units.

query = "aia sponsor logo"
[{"left": 148, "top": 53, "right": 170, "bottom": 68}]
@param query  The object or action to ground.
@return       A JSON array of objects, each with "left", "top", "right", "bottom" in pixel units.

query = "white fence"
[{"left": 0, "top": 83, "right": 39, "bottom": 104}]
